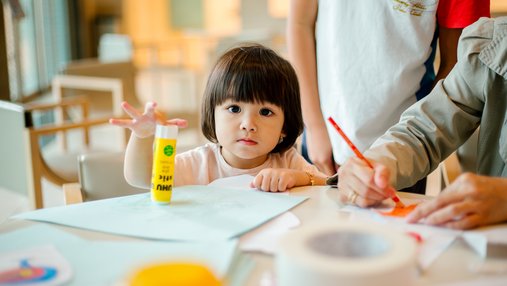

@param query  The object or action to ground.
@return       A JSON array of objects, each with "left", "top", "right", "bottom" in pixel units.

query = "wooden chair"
[
  {"left": 425, "top": 151, "right": 463, "bottom": 197},
  {"left": 441, "top": 152, "right": 462, "bottom": 187},
  {"left": 439, "top": 130, "right": 479, "bottom": 192},
  {"left": 0, "top": 98, "right": 110, "bottom": 209},
  {"left": 63, "top": 152, "right": 145, "bottom": 205}
]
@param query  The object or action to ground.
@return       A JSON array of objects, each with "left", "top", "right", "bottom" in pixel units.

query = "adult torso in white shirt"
[{"left": 316, "top": 0, "right": 438, "bottom": 163}]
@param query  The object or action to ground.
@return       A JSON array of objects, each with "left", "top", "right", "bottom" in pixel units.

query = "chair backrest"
[
  {"left": 0, "top": 101, "right": 35, "bottom": 205},
  {"left": 1, "top": 98, "right": 113, "bottom": 208},
  {"left": 78, "top": 152, "right": 145, "bottom": 201},
  {"left": 61, "top": 59, "right": 141, "bottom": 113}
]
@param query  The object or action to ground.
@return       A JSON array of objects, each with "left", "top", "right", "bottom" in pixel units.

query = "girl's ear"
[{"left": 278, "top": 132, "right": 286, "bottom": 144}]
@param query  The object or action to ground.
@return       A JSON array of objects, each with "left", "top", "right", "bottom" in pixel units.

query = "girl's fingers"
[
  {"left": 109, "top": 118, "right": 134, "bottom": 128},
  {"left": 261, "top": 176, "right": 272, "bottom": 192},
  {"left": 121, "top": 101, "right": 142, "bottom": 119},
  {"left": 252, "top": 174, "right": 263, "bottom": 190},
  {"left": 270, "top": 177, "right": 279, "bottom": 192},
  {"left": 278, "top": 178, "right": 289, "bottom": 192},
  {"left": 154, "top": 109, "right": 167, "bottom": 123},
  {"left": 144, "top": 102, "right": 157, "bottom": 118},
  {"left": 166, "top": 119, "right": 188, "bottom": 128}
]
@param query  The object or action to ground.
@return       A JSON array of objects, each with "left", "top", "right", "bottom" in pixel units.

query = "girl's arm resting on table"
[
  {"left": 406, "top": 173, "right": 507, "bottom": 230},
  {"left": 252, "top": 168, "right": 327, "bottom": 192}
]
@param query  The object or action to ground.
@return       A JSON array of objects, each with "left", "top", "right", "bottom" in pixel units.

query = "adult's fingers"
[
  {"left": 372, "top": 163, "right": 390, "bottom": 190},
  {"left": 406, "top": 188, "right": 470, "bottom": 223},
  {"left": 340, "top": 172, "right": 386, "bottom": 201},
  {"left": 354, "top": 192, "right": 381, "bottom": 208},
  {"left": 442, "top": 214, "right": 481, "bottom": 230},
  {"left": 422, "top": 200, "right": 473, "bottom": 225},
  {"left": 346, "top": 157, "right": 388, "bottom": 199}
]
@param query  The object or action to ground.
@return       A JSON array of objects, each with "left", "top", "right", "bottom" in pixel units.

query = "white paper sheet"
[
  {"left": 208, "top": 174, "right": 256, "bottom": 189},
  {"left": 239, "top": 211, "right": 300, "bottom": 254},
  {"left": 14, "top": 185, "right": 307, "bottom": 241}
]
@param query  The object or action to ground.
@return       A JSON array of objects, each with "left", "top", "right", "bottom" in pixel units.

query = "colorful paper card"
[
  {"left": 0, "top": 225, "right": 239, "bottom": 285},
  {"left": 0, "top": 245, "right": 72, "bottom": 286}
]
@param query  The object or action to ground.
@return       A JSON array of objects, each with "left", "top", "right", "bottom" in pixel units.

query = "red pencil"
[{"left": 327, "top": 116, "right": 405, "bottom": 208}]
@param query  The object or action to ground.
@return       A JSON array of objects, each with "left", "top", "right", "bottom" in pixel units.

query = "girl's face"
[{"left": 214, "top": 99, "right": 285, "bottom": 169}]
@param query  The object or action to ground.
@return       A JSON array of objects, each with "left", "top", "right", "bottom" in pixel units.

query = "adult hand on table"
[{"left": 406, "top": 173, "right": 507, "bottom": 229}]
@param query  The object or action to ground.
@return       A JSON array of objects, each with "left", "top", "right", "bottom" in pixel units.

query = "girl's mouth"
[{"left": 238, "top": 138, "right": 257, "bottom": 145}]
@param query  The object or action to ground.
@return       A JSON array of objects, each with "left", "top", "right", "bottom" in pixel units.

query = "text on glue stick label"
[{"left": 151, "top": 138, "right": 177, "bottom": 203}]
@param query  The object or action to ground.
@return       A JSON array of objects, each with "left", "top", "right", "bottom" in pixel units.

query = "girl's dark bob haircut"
[{"left": 201, "top": 43, "right": 304, "bottom": 154}]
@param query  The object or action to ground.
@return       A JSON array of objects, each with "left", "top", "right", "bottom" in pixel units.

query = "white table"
[{"left": 0, "top": 186, "right": 502, "bottom": 285}]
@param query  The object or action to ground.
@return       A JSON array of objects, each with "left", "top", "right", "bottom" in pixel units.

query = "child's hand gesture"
[{"left": 110, "top": 101, "right": 188, "bottom": 138}]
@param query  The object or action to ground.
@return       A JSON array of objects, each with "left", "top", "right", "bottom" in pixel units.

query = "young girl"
[{"left": 110, "top": 44, "right": 326, "bottom": 192}]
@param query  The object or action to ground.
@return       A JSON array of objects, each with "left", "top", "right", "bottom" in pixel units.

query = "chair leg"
[{"left": 28, "top": 132, "right": 44, "bottom": 209}]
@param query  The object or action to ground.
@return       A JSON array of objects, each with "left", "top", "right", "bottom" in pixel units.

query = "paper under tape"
[{"left": 275, "top": 222, "right": 418, "bottom": 286}]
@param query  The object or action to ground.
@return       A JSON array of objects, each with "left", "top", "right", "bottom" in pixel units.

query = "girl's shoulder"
[
  {"left": 176, "top": 143, "right": 220, "bottom": 161},
  {"left": 271, "top": 146, "right": 300, "bottom": 159},
  {"left": 271, "top": 147, "right": 322, "bottom": 174},
  {"left": 268, "top": 147, "right": 308, "bottom": 166}
]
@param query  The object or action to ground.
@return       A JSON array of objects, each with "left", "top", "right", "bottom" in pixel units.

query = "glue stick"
[{"left": 151, "top": 124, "right": 178, "bottom": 204}]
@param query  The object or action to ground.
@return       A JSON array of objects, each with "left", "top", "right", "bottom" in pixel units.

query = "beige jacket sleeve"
[{"left": 364, "top": 17, "right": 501, "bottom": 189}]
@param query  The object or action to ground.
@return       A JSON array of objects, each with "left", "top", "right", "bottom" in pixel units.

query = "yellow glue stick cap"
[{"left": 129, "top": 262, "right": 221, "bottom": 286}]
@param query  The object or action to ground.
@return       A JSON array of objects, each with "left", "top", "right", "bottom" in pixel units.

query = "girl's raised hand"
[{"left": 110, "top": 101, "right": 188, "bottom": 138}]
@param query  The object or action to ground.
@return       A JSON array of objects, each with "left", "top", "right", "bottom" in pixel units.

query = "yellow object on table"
[
  {"left": 130, "top": 262, "right": 222, "bottom": 286},
  {"left": 129, "top": 262, "right": 221, "bottom": 286}
]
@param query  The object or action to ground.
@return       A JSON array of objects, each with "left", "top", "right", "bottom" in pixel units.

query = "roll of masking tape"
[{"left": 276, "top": 222, "right": 418, "bottom": 286}]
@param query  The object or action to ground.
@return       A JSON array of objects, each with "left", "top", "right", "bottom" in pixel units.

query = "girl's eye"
[
  {"left": 227, "top": 105, "right": 241, "bottom": 113},
  {"left": 259, "top": 108, "right": 273, "bottom": 116}
]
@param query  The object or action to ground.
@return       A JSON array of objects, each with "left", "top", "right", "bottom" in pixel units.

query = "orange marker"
[{"left": 327, "top": 116, "right": 405, "bottom": 208}]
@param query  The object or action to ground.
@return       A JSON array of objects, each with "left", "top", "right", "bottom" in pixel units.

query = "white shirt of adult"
[{"left": 316, "top": 0, "right": 438, "bottom": 163}]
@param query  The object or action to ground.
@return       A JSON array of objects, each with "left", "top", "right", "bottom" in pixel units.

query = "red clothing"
[{"left": 438, "top": 0, "right": 491, "bottom": 28}]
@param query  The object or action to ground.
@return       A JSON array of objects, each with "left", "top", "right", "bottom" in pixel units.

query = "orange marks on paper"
[
  {"left": 380, "top": 204, "right": 417, "bottom": 217},
  {"left": 405, "top": 231, "right": 423, "bottom": 244}
]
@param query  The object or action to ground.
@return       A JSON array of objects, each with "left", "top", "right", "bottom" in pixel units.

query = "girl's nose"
[{"left": 240, "top": 116, "right": 257, "bottom": 132}]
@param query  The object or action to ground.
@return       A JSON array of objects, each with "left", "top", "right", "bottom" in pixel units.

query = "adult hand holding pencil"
[{"left": 328, "top": 117, "right": 405, "bottom": 208}]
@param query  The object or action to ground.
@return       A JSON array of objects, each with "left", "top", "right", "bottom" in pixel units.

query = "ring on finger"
[{"left": 347, "top": 191, "right": 359, "bottom": 205}]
